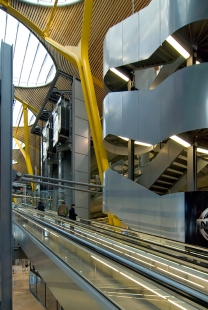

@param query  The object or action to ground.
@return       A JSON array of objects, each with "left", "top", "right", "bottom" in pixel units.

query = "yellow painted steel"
[
  {"left": 81, "top": 0, "right": 109, "bottom": 179},
  {"left": 13, "top": 197, "right": 17, "bottom": 203},
  {"left": 14, "top": 96, "right": 38, "bottom": 115},
  {"left": 14, "top": 138, "right": 26, "bottom": 159},
  {"left": 23, "top": 105, "right": 34, "bottom": 190},
  {"left": 44, "top": 0, "right": 59, "bottom": 37}
]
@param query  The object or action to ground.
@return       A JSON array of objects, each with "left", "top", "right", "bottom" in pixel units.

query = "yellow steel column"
[
  {"left": 81, "top": 0, "right": 109, "bottom": 181},
  {"left": 23, "top": 104, "right": 34, "bottom": 191},
  {"left": 44, "top": 0, "right": 58, "bottom": 37},
  {"left": 81, "top": 0, "right": 119, "bottom": 226},
  {"left": 14, "top": 96, "right": 38, "bottom": 115}
]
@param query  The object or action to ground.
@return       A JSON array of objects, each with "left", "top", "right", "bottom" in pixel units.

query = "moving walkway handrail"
[
  {"left": 21, "top": 203, "right": 208, "bottom": 256},
  {"left": 13, "top": 209, "right": 208, "bottom": 307},
  {"left": 20, "top": 205, "right": 208, "bottom": 268}
]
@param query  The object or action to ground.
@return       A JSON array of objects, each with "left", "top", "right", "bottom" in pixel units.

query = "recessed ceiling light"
[
  {"left": 197, "top": 148, "right": 208, "bottom": 154},
  {"left": 166, "top": 36, "right": 190, "bottom": 59},
  {"left": 170, "top": 135, "right": 190, "bottom": 147},
  {"left": 119, "top": 136, "right": 152, "bottom": 147},
  {"left": 110, "top": 68, "right": 130, "bottom": 82}
]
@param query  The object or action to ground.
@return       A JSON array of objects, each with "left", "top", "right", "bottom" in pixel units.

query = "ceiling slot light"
[
  {"left": 110, "top": 68, "right": 130, "bottom": 82},
  {"left": 170, "top": 135, "right": 191, "bottom": 147},
  {"left": 166, "top": 36, "right": 190, "bottom": 59},
  {"left": 119, "top": 136, "right": 129, "bottom": 141},
  {"left": 134, "top": 141, "right": 152, "bottom": 147},
  {"left": 119, "top": 136, "right": 152, "bottom": 147},
  {"left": 197, "top": 148, "right": 208, "bottom": 154}
]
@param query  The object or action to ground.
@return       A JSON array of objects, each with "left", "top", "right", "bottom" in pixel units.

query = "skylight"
[
  {"left": 20, "top": 0, "right": 83, "bottom": 7},
  {"left": 13, "top": 100, "right": 35, "bottom": 127},
  {"left": 0, "top": 10, "right": 56, "bottom": 87}
]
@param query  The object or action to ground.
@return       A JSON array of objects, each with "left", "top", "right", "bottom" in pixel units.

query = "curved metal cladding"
[
  {"left": 103, "top": 63, "right": 208, "bottom": 144},
  {"left": 103, "top": 169, "right": 185, "bottom": 241},
  {"left": 103, "top": 0, "right": 208, "bottom": 77},
  {"left": 103, "top": 0, "right": 208, "bottom": 241}
]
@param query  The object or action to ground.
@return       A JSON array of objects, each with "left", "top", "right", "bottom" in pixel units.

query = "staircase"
[{"left": 149, "top": 150, "right": 187, "bottom": 195}]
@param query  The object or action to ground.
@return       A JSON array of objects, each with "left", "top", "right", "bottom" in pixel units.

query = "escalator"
[{"left": 13, "top": 207, "right": 208, "bottom": 309}]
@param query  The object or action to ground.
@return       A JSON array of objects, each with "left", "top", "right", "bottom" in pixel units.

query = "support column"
[
  {"left": 128, "top": 140, "right": 134, "bottom": 181},
  {"left": 0, "top": 41, "right": 13, "bottom": 310},
  {"left": 23, "top": 105, "right": 34, "bottom": 190},
  {"left": 187, "top": 142, "right": 197, "bottom": 191}
]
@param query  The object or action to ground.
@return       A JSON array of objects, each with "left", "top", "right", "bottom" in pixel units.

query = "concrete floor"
[{"left": 12, "top": 266, "right": 44, "bottom": 310}]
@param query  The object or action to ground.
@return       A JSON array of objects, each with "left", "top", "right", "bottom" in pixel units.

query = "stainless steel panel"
[
  {"left": 102, "top": 95, "right": 109, "bottom": 140},
  {"left": 138, "top": 90, "right": 160, "bottom": 145},
  {"left": 75, "top": 98, "right": 88, "bottom": 120},
  {"left": 107, "top": 92, "right": 123, "bottom": 136},
  {"left": 75, "top": 135, "right": 89, "bottom": 155},
  {"left": 103, "top": 35, "right": 110, "bottom": 78},
  {"left": 72, "top": 78, "right": 90, "bottom": 219},
  {"left": 103, "top": 169, "right": 186, "bottom": 241},
  {"left": 75, "top": 171, "right": 89, "bottom": 184},
  {"left": 122, "top": 91, "right": 139, "bottom": 139},
  {"left": 75, "top": 117, "right": 89, "bottom": 138},
  {"left": 109, "top": 21, "right": 122, "bottom": 68},
  {"left": 104, "top": 64, "right": 208, "bottom": 146},
  {"left": 138, "top": 186, "right": 161, "bottom": 236},
  {"left": 75, "top": 153, "right": 89, "bottom": 173},
  {"left": 161, "top": 193, "right": 185, "bottom": 242},
  {"left": 103, "top": 0, "right": 208, "bottom": 74},
  {"left": 74, "top": 193, "right": 90, "bottom": 219},
  {"left": 139, "top": 0, "right": 160, "bottom": 61},
  {"left": 74, "top": 77, "right": 84, "bottom": 102},
  {"left": 123, "top": 14, "right": 138, "bottom": 64}
]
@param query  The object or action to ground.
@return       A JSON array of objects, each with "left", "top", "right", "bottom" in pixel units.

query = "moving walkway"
[{"left": 13, "top": 207, "right": 208, "bottom": 309}]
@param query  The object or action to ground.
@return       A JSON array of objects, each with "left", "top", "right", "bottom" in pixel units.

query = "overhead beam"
[{"left": 14, "top": 95, "right": 38, "bottom": 115}]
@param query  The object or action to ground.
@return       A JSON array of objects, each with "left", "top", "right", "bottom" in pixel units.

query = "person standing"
[
  {"left": 57, "top": 201, "right": 69, "bottom": 218},
  {"left": 37, "top": 199, "right": 45, "bottom": 211},
  {"left": 69, "top": 204, "right": 77, "bottom": 233},
  {"left": 69, "top": 204, "right": 77, "bottom": 221}
]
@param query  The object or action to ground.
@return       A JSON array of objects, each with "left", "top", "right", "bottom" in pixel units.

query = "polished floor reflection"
[{"left": 13, "top": 265, "right": 44, "bottom": 310}]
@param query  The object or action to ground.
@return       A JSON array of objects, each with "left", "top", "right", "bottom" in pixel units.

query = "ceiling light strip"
[
  {"left": 166, "top": 36, "right": 190, "bottom": 59},
  {"left": 170, "top": 135, "right": 190, "bottom": 147},
  {"left": 110, "top": 68, "right": 129, "bottom": 82}
]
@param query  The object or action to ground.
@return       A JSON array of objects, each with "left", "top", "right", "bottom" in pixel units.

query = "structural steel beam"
[
  {"left": 14, "top": 96, "right": 38, "bottom": 115},
  {"left": 23, "top": 105, "right": 34, "bottom": 190},
  {"left": 14, "top": 138, "right": 26, "bottom": 160}
]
